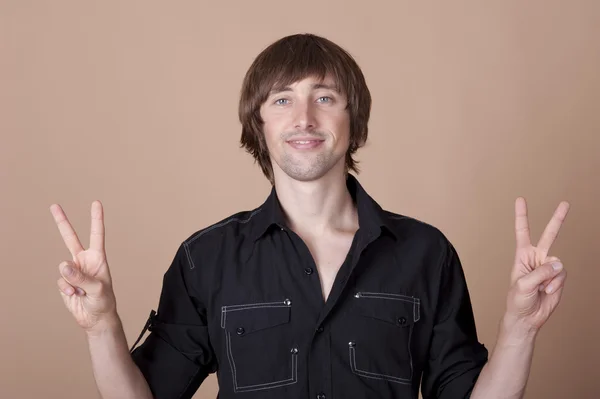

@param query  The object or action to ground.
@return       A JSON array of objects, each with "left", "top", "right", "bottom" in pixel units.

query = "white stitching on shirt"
[
  {"left": 183, "top": 208, "right": 262, "bottom": 269},
  {"left": 220, "top": 300, "right": 290, "bottom": 329},
  {"left": 356, "top": 292, "right": 421, "bottom": 323},
  {"left": 188, "top": 208, "right": 263, "bottom": 245},
  {"left": 350, "top": 291, "right": 418, "bottom": 384},
  {"left": 182, "top": 241, "right": 194, "bottom": 270},
  {"left": 223, "top": 302, "right": 297, "bottom": 392},
  {"left": 349, "top": 339, "right": 412, "bottom": 385},
  {"left": 414, "top": 298, "right": 420, "bottom": 322},
  {"left": 222, "top": 300, "right": 290, "bottom": 312},
  {"left": 357, "top": 292, "right": 417, "bottom": 303},
  {"left": 226, "top": 331, "right": 298, "bottom": 392}
]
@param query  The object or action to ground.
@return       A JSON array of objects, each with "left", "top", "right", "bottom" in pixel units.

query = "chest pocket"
[
  {"left": 220, "top": 299, "right": 298, "bottom": 393},
  {"left": 349, "top": 291, "right": 421, "bottom": 385}
]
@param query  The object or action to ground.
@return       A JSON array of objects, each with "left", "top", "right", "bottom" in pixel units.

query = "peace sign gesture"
[
  {"left": 505, "top": 197, "right": 571, "bottom": 333},
  {"left": 50, "top": 200, "right": 117, "bottom": 332}
]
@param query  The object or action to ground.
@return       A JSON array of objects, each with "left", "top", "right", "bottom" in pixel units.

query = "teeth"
[{"left": 292, "top": 141, "right": 315, "bottom": 144}]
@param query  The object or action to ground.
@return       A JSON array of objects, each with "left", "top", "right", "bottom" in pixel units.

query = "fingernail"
[
  {"left": 538, "top": 284, "right": 545, "bottom": 291},
  {"left": 546, "top": 285, "right": 553, "bottom": 294},
  {"left": 552, "top": 262, "right": 563, "bottom": 271},
  {"left": 63, "top": 265, "right": 73, "bottom": 275},
  {"left": 65, "top": 286, "right": 74, "bottom": 295},
  {"left": 76, "top": 287, "right": 85, "bottom": 295}
]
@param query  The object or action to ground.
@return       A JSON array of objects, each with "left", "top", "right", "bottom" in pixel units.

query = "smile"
[{"left": 286, "top": 139, "right": 325, "bottom": 149}]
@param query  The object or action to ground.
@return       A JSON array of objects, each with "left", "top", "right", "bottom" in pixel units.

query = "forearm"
[
  {"left": 86, "top": 314, "right": 154, "bottom": 399},
  {"left": 470, "top": 315, "right": 537, "bottom": 399}
]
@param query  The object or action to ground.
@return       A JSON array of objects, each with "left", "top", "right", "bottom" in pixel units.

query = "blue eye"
[
  {"left": 317, "top": 96, "right": 332, "bottom": 103},
  {"left": 275, "top": 98, "right": 289, "bottom": 105}
]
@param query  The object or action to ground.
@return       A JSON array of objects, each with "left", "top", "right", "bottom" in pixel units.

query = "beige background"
[{"left": 2, "top": 1, "right": 599, "bottom": 398}]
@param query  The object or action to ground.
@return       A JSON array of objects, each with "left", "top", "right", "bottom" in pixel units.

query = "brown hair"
[{"left": 238, "top": 33, "right": 372, "bottom": 184}]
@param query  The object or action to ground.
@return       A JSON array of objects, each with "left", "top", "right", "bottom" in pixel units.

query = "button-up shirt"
[{"left": 130, "top": 174, "right": 488, "bottom": 399}]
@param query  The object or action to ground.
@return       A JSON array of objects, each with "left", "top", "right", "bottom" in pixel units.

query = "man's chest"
[
  {"left": 301, "top": 232, "right": 355, "bottom": 301},
  {"left": 199, "top": 235, "right": 437, "bottom": 398},
  {"left": 206, "top": 232, "right": 438, "bottom": 317}
]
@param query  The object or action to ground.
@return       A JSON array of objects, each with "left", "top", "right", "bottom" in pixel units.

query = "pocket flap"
[
  {"left": 354, "top": 292, "right": 420, "bottom": 326},
  {"left": 221, "top": 303, "right": 291, "bottom": 335}
]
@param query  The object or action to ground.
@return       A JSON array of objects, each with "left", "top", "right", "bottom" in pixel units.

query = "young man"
[{"left": 51, "top": 33, "right": 570, "bottom": 399}]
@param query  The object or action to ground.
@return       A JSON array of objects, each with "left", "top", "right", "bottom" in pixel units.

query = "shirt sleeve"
[
  {"left": 421, "top": 239, "right": 489, "bottom": 399},
  {"left": 130, "top": 241, "right": 217, "bottom": 399}
]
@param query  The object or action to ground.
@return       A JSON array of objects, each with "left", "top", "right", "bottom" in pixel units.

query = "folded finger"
[
  {"left": 538, "top": 256, "right": 560, "bottom": 291},
  {"left": 57, "top": 277, "right": 75, "bottom": 296},
  {"left": 518, "top": 259, "right": 563, "bottom": 293},
  {"left": 59, "top": 261, "right": 99, "bottom": 295},
  {"left": 544, "top": 270, "right": 567, "bottom": 295}
]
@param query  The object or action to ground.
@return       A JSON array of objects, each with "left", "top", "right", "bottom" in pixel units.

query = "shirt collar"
[{"left": 250, "top": 174, "right": 399, "bottom": 242}]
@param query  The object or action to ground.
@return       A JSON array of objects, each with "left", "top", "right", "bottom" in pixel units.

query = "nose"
[{"left": 292, "top": 100, "right": 316, "bottom": 131}]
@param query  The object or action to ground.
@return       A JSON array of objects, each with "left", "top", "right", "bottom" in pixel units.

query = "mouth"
[{"left": 286, "top": 138, "right": 325, "bottom": 150}]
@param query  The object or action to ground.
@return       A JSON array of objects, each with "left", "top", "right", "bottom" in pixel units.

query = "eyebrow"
[{"left": 269, "top": 83, "right": 340, "bottom": 95}]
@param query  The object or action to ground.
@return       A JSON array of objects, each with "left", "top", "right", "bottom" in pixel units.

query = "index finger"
[
  {"left": 49, "top": 204, "right": 84, "bottom": 258},
  {"left": 536, "top": 201, "right": 570, "bottom": 258}
]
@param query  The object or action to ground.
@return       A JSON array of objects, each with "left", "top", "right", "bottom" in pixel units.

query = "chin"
[
  {"left": 272, "top": 153, "right": 346, "bottom": 183},
  {"left": 278, "top": 164, "right": 338, "bottom": 183}
]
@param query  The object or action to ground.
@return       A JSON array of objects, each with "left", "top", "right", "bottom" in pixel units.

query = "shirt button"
[
  {"left": 316, "top": 326, "right": 324, "bottom": 333},
  {"left": 316, "top": 393, "right": 326, "bottom": 399},
  {"left": 304, "top": 267, "right": 314, "bottom": 275},
  {"left": 290, "top": 347, "right": 299, "bottom": 354},
  {"left": 398, "top": 317, "right": 407, "bottom": 326},
  {"left": 236, "top": 327, "right": 245, "bottom": 335}
]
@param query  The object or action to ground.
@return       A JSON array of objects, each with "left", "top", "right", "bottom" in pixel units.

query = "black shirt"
[{"left": 130, "top": 174, "right": 488, "bottom": 399}]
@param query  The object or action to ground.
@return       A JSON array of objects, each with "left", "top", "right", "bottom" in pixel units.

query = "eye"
[
  {"left": 317, "top": 96, "right": 332, "bottom": 103},
  {"left": 274, "top": 98, "right": 289, "bottom": 105}
]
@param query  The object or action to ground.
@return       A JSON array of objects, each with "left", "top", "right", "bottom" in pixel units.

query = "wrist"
[
  {"left": 85, "top": 312, "right": 123, "bottom": 338},
  {"left": 499, "top": 313, "right": 538, "bottom": 345}
]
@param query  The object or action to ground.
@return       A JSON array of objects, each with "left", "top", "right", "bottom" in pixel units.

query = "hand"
[
  {"left": 505, "top": 197, "right": 571, "bottom": 334},
  {"left": 50, "top": 200, "right": 117, "bottom": 333}
]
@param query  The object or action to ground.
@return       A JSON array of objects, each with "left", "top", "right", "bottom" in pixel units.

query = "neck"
[{"left": 273, "top": 168, "right": 359, "bottom": 237}]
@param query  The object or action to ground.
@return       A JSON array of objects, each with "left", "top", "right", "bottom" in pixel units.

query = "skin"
[
  {"left": 259, "top": 75, "right": 358, "bottom": 301},
  {"left": 260, "top": 76, "right": 351, "bottom": 183},
  {"left": 51, "top": 74, "right": 571, "bottom": 398},
  {"left": 50, "top": 201, "right": 153, "bottom": 399},
  {"left": 470, "top": 198, "right": 570, "bottom": 399}
]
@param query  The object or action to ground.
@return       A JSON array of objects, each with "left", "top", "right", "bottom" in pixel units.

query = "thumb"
[
  {"left": 59, "top": 261, "right": 102, "bottom": 295},
  {"left": 538, "top": 256, "right": 560, "bottom": 291},
  {"left": 517, "top": 258, "right": 564, "bottom": 293}
]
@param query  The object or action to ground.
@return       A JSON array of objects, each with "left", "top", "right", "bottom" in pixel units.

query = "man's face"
[{"left": 260, "top": 75, "right": 350, "bottom": 183}]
